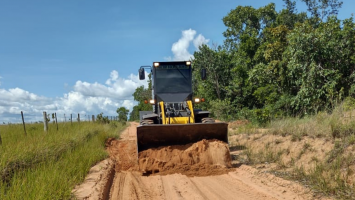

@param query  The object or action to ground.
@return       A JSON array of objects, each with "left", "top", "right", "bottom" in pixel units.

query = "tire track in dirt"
[
  {"left": 190, "top": 174, "right": 275, "bottom": 200},
  {"left": 108, "top": 172, "right": 282, "bottom": 200}
]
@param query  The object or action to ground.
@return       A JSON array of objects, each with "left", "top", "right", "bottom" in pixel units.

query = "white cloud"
[
  {"left": 0, "top": 71, "right": 148, "bottom": 123},
  {"left": 169, "top": 29, "right": 210, "bottom": 61},
  {"left": 171, "top": 29, "right": 196, "bottom": 61},
  {"left": 193, "top": 34, "right": 210, "bottom": 50},
  {"left": 73, "top": 70, "right": 147, "bottom": 100}
]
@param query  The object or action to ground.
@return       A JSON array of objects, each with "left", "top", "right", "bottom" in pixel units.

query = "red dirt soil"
[
  {"left": 73, "top": 122, "right": 331, "bottom": 200},
  {"left": 138, "top": 139, "right": 232, "bottom": 176}
]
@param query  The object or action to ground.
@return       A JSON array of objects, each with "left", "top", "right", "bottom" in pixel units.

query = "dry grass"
[{"left": 230, "top": 102, "right": 355, "bottom": 199}]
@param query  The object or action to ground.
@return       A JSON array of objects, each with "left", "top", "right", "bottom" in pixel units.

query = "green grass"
[{"left": 0, "top": 121, "right": 126, "bottom": 200}]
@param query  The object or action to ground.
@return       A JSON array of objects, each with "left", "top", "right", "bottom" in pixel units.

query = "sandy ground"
[{"left": 73, "top": 122, "right": 327, "bottom": 200}]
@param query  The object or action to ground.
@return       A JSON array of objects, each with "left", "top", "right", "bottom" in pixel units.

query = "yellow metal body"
[{"left": 159, "top": 101, "right": 195, "bottom": 124}]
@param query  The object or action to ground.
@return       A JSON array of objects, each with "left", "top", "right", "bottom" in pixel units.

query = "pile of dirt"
[
  {"left": 138, "top": 139, "right": 232, "bottom": 176},
  {"left": 107, "top": 138, "right": 232, "bottom": 176}
]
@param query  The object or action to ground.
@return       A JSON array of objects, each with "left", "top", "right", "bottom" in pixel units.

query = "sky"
[{"left": 0, "top": 0, "right": 354, "bottom": 123}]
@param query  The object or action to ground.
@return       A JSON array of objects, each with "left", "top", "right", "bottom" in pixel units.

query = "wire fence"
[
  {"left": 1, "top": 112, "right": 118, "bottom": 124},
  {"left": 0, "top": 111, "right": 119, "bottom": 145}
]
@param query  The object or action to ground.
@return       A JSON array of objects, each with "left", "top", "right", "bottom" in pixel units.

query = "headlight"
[
  {"left": 186, "top": 61, "right": 191, "bottom": 66},
  {"left": 153, "top": 62, "right": 159, "bottom": 67},
  {"left": 149, "top": 99, "right": 155, "bottom": 104},
  {"left": 194, "top": 98, "right": 200, "bottom": 103}
]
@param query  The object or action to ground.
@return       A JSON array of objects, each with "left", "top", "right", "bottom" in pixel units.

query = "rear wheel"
[
  {"left": 201, "top": 117, "right": 215, "bottom": 123},
  {"left": 140, "top": 119, "right": 154, "bottom": 125}
]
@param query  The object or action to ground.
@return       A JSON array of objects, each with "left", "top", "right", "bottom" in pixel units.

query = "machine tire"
[
  {"left": 140, "top": 119, "right": 154, "bottom": 125},
  {"left": 201, "top": 117, "right": 215, "bottom": 123}
]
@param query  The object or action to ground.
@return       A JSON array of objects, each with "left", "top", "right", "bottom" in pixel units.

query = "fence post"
[
  {"left": 55, "top": 113, "right": 58, "bottom": 131},
  {"left": 70, "top": 114, "right": 72, "bottom": 125},
  {"left": 0, "top": 129, "right": 2, "bottom": 145},
  {"left": 43, "top": 111, "right": 48, "bottom": 132},
  {"left": 77, "top": 113, "right": 80, "bottom": 123},
  {"left": 92, "top": 115, "right": 95, "bottom": 122},
  {"left": 21, "top": 111, "right": 27, "bottom": 136}
]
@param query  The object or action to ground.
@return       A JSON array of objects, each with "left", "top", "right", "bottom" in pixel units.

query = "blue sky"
[{"left": 0, "top": 0, "right": 354, "bottom": 123}]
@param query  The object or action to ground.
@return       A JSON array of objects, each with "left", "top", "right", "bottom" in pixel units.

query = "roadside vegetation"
[
  {"left": 229, "top": 98, "right": 355, "bottom": 199},
  {"left": 192, "top": 0, "right": 355, "bottom": 125},
  {"left": 0, "top": 121, "right": 126, "bottom": 199}
]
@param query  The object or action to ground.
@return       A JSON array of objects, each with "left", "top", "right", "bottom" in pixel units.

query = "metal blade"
[{"left": 136, "top": 123, "right": 228, "bottom": 153}]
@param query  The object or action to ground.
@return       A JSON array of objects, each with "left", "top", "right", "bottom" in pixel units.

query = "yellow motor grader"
[{"left": 137, "top": 61, "right": 228, "bottom": 153}]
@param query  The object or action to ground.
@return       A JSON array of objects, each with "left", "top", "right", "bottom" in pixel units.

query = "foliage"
[
  {"left": 96, "top": 112, "right": 110, "bottom": 124},
  {"left": 342, "top": 96, "right": 355, "bottom": 111},
  {"left": 190, "top": 0, "right": 355, "bottom": 123},
  {"left": 117, "top": 107, "right": 129, "bottom": 123},
  {"left": 192, "top": 44, "right": 234, "bottom": 114},
  {"left": 209, "top": 99, "right": 236, "bottom": 121},
  {"left": 284, "top": 17, "right": 355, "bottom": 114},
  {"left": 129, "top": 74, "right": 153, "bottom": 121}
]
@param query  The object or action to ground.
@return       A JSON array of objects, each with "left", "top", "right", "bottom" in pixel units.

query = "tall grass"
[
  {"left": 0, "top": 121, "right": 126, "bottom": 199},
  {"left": 267, "top": 104, "right": 355, "bottom": 139},
  {"left": 231, "top": 100, "right": 355, "bottom": 199}
]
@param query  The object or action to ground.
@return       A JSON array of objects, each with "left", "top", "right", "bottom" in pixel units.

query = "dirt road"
[{"left": 73, "top": 122, "right": 325, "bottom": 200}]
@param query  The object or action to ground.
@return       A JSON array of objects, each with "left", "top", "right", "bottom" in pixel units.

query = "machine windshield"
[{"left": 155, "top": 65, "right": 191, "bottom": 93}]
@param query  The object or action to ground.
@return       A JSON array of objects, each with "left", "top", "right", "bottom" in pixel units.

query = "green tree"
[
  {"left": 276, "top": 0, "right": 307, "bottom": 29},
  {"left": 222, "top": 3, "right": 279, "bottom": 109},
  {"left": 222, "top": 3, "right": 277, "bottom": 51},
  {"left": 190, "top": 1, "right": 353, "bottom": 123},
  {"left": 96, "top": 113, "right": 110, "bottom": 124},
  {"left": 129, "top": 74, "right": 153, "bottom": 121},
  {"left": 283, "top": 16, "right": 355, "bottom": 113},
  {"left": 249, "top": 24, "right": 292, "bottom": 115},
  {"left": 193, "top": 45, "right": 232, "bottom": 99},
  {"left": 192, "top": 44, "right": 235, "bottom": 114},
  {"left": 117, "top": 107, "right": 129, "bottom": 122}
]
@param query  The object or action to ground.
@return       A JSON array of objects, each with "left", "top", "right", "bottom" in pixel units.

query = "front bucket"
[{"left": 136, "top": 122, "right": 228, "bottom": 153}]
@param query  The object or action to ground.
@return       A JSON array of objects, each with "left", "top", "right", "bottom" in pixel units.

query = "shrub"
[{"left": 96, "top": 113, "right": 110, "bottom": 124}]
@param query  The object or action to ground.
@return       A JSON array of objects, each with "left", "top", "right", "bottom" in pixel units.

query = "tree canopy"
[
  {"left": 192, "top": 0, "right": 353, "bottom": 123},
  {"left": 117, "top": 107, "right": 129, "bottom": 122}
]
